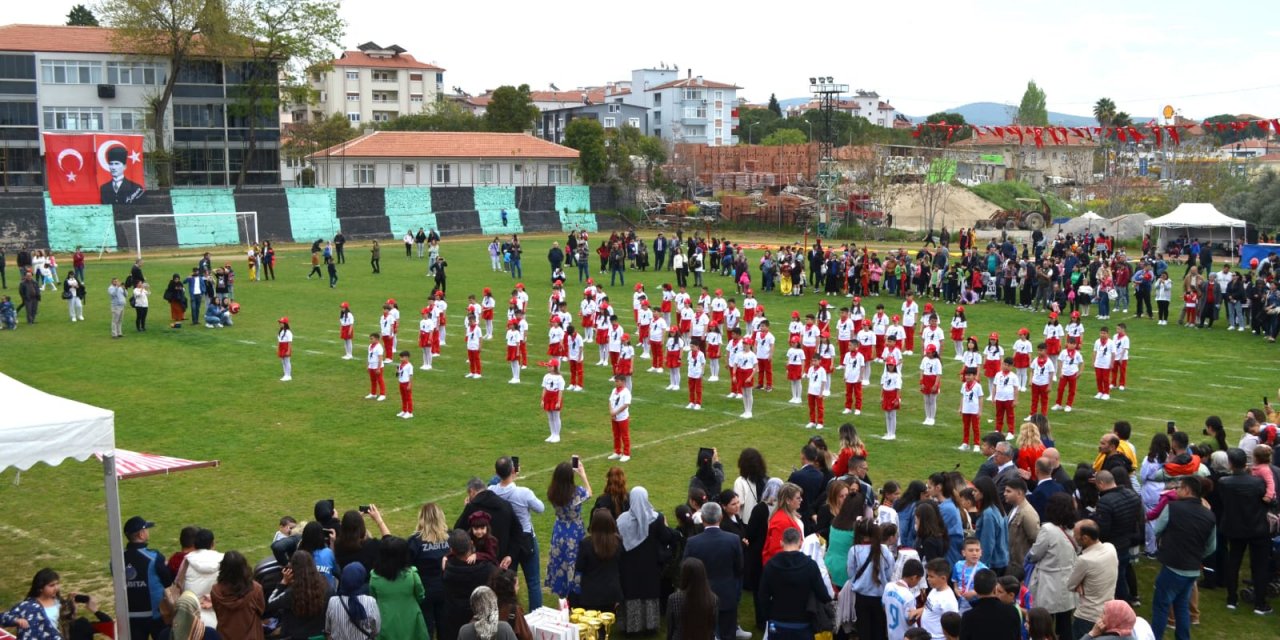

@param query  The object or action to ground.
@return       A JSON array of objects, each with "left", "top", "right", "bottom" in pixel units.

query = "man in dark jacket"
[
  {"left": 1218, "top": 448, "right": 1272, "bottom": 614},
  {"left": 441, "top": 529, "right": 496, "bottom": 640},
  {"left": 653, "top": 234, "right": 667, "bottom": 271},
  {"left": 1093, "top": 470, "right": 1142, "bottom": 603},
  {"left": 547, "top": 242, "right": 565, "bottom": 274},
  {"left": 1151, "top": 477, "right": 1217, "bottom": 640},
  {"left": 17, "top": 272, "right": 39, "bottom": 324},
  {"left": 120, "top": 516, "right": 173, "bottom": 640},
  {"left": 786, "top": 445, "right": 826, "bottom": 520},
  {"left": 453, "top": 477, "right": 521, "bottom": 570},
  {"left": 758, "top": 527, "right": 831, "bottom": 637},
  {"left": 959, "top": 569, "right": 1021, "bottom": 640},
  {"left": 683, "top": 502, "right": 744, "bottom": 640}
]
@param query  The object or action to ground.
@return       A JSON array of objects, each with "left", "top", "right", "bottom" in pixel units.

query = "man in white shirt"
[
  {"left": 490, "top": 456, "right": 547, "bottom": 609},
  {"left": 608, "top": 375, "right": 633, "bottom": 462}
]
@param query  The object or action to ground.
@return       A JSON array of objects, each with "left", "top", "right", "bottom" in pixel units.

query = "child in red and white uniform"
[
  {"left": 1064, "top": 311, "right": 1085, "bottom": 347},
  {"left": 754, "top": 320, "right": 775, "bottom": 391},
  {"left": 466, "top": 294, "right": 482, "bottom": 332},
  {"left": 737, "top": 337, "right": 758, "bottom": 419},
  {"left": 608, "top": 375, "right": 632, "bottom": 462},
  {"left": 1053, "top": 339, "right": 1083, "bottom": 412},
  {"left": 615, "top": 333, "right": 635, "bottom": 391},
  {"left": 881, "top": 357, "right": 902, "bottom": 440},
  {"left": 1183, "top": 289, "right": 1198, "bottom": 326},
  {"left": 1110, "top": 323, "right": 1129, "bottom": 391},
  {"left": 648, "top": 313, "right": 668, "bottom": 373},
  {"left": 742, "top": 290, "right": 759, "bottom": 325},
  {"left": 724, "top": 300, "right": 741, "bottom": 332},
  {"left": 816, "top": 300, "right": 831, "bottom": 334},
  {"left": 396, "top": 350, "right": 414, "bottom": 419},
  {"left": 982, "top": 333, "right": 1004, "bottom": 399},
  {"left": 901, "top": 294, "right": 920, "bottom": 354},
  {"left": 958, "top": 368, "right": 983, "bottom": 450},
  {"left": 566, "top": 326, "right": 585, "bottom": 391},
  {"left": 870, "top": 305, "right": 890, "bottom": 358},
  {"left": 705, "top": 323, "right": 723, "bottom": 381},
  {"left": 542, "top": 360, "right": 565, "bottom": 442},
  {"left": 513, "top": 283, "right": 529, "bottom": 312},
  {"left": 961, "top": 336, "right": 983, "bottom": 378},
  {"left": 856, "top": 320, "right": 877, "bottom": 385},
  {"left": 725, "top": 329, "right": 744, "bottom": 398},
  {"left": 632, "top": 283, "right": 647, "bottom": 323},
  {"left": 636, "top": 300, "right": 654, "bottom": 358},
  {"left": 517, "top": 312, "right": 530, "bottom": 367},
  {"left": 378, "top": 304, "right": 396, "bottom": 363},
  {"left": 886, "top": 316, "right": 906, "bottom": 355},
  {"left": 921, "top": 314, "right": 944, "bottom": 357},
  {"left": 801, "top": 315, "right": 820, "bottom": 366},
  {"left": 806, "top": 360, "right": 828, "bottom": 429},
  {"left": 277, "top": 318, "right": 293, "bottom": 381},
  {"left": 849, "top": 297, "right": 867, "bottom": 325},
  {"left": 710, "top": 290, "right": 727, "bottom": 326},
  {"left": 607, "top": 317, "right": 624, "bottom": 368},
  {"left": 836, "top": 308, "right": 856, "bottom": 365},
  {"left": 992, "top": 358, "right": 1019, "bottom": 436},
  {"left": 1012, "top": 329, "right": 1033, "bottom": 391},
  {"left": 786, "top": 337, "right": 806, "bottom": 404},
  {"left": 547, "top": 318, "right": 567, "bottom": 358},
  {"left": 505, "top": 320, "right": 523, "bottom": 383},
  {"left": 432, "top": 294, "right": 448, "bottom": 346},
  {"left": 697, "top": 287, "right": 711, "bottom": 313},
  {"left": 817, "top": 333, "right": 836, "bottom": 396},
  {"left": 660, "top": 284, "right": 675, "bottom": 324},
  {"left": 665, "top": 330, "right": 684, "bottom": 391},
  {"left": 690, "top": 308, "right": 709, "bottom": 350},
  {"left": 880, "top": 335, "right": 903, "bottom": 375},
  {"left": 919, "top": 345, "right": 942, "bottom": 425},
  {"left": 674, "top": 286, "right": 692, "bottom": 312},
  {"left": 595, "top": 301, "right": 612, "bottom": 365},
  {"left": 749, "top": 304, "right": 767, "bottom": 335},
  {"left": 580, "top": 293, "right": 598, "bottom": 342},
  {"left": 1043, "top": 312, "right": 1064, "bottom": 356},
  {"left": 387, "top": 298, "right": 401, "bottom": 350},
  {"left": 687, "top": 342, "right": 706, "bottom": 410},
  {"left": 950, "top": 306, "right": 968, "bottom": 360},
  {"left": 481, "top": 287, "right": 496, "bottom": 338},
  {"left": 366, "top": 332, "right": 387, "bottom": 397},
  {"left": 678, "top": 302, "right": 695, "bottom": 339},
  {"left": 1028, "top": 342, "right": 1055, "bottom": 418},
  {"left": 842, "top": 344, "right": 867, "bottom": 416},
  {"left": 788, "top": 311, "right": 804, "bottom": 345},
  {"left": 338, "top": 302, "right": 355, "bottom": 360},
  {"left": 465, "top": 316, "right": 484, "bottom": 378},
  {"left": 418, "top": 307, "right": 437, "bottom": 370},
  {"left": 1091, "top": 326, "right": 1114, "bottom": 400}
]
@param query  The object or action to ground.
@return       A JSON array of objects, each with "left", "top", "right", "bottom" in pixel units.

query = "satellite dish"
[{"left": 1162, "top": 105, "right": 1174, "bottom": 120}]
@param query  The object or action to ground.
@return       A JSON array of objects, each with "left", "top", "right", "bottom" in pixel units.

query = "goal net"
[{"left": 120, "top": 212, "right": 260, "bottom": 259}]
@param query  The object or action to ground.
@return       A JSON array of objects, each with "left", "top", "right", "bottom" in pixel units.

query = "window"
[
  {"left": 110, "top": 108, "right": 150, "bottom": 131},
  {"left": 715, "top": 90, "right": 723, "bottom": 101},
  {"left": 40, "top": 60, "right": 101, "bottom": 84},
  {"left": 372, "top": 112, "right": 392, "bottom": 122},
  {"left": 434, "top": 163, "right": 452, "bottom": 184},
  {"left": 345, "top": 71, "right": 358, "bottom": 80},
  {"left": 684, "top": 125, "right": 705, "bottom": 138},
  {"left": 346, "top": 92, "right": 359, "bottom": 101},
  {"left": 478, "top": 163, "right": 495, "bottom": 184},
  {"left": 106, "top": 62, "right": 165, "bottom": 85},
  {"left": 0, "top": 101, "right": 38, "bottom": 126},
  {"left": 173, "top": 104, "right": 223, "bottom": 128},
  {"left": 608, "top": 103, "right": 621, "bottom": 113},
  {"left": 683, "top": 106, "right": 707, "bottom": 119},
  {"left": 372, "top": 70, "right": 396, "bottom": 82},
  {"left": 654, "top": 111, "right": 661, "bottom": 124},
  {"left": 404, "top": 164, "right": 415, "bottom": 173},
  {"left": 652, "top": 93, "right": 661, "bottom": 106},
  {"left": 354, "top": 163, "right": 374, "bottom": 184},
  {"left": 347, "top": 112, "right": 360, "bottom": 123},
  {"left": 0, "top": 55, "right": 36, "bottom": 80},
  {"left": 548, "top": 163, "right": 571, "bottom": 184},
  {"left": 628, "top": 117, "right": 641, "bottom": 128},
  {"left": 409, "top": 73, "right": 423, "bottom": 82},
  {"left": 42, "top": 106, "right": 104, "bottom": 130},
  {"left": 683, "top": 89, "right": 702, "bottom": 101},
  {"left": 410, "top": 94, "right": 423, "bottom": 103},
  {"left": 715, "top": 127, "right": 723, "bottom": 140},
  {"left": 603, "top": 117, "right": 616, "bottom": 128}
]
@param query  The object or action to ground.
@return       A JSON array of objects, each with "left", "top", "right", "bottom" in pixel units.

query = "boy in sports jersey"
[
  {"left": 754, "top": 319, "right": 775, "bottom": 391},
  {"left": 396, "top": 350, "right": 414, "bottom": 419},
  {"left": 992, "top": 358, "right": 1019, "bottom": 437},
  {"left": 1027, "top": 343, "right": 1056, "bottom": 419},
  {"left": 1053, "top": 338, "right": 1083, "bottom": 412},
  {"left": 1110, "top": 323, "right": 1129, "bottom": 390},
  {"left": 786, "top": 337, "right": 805, "bottom": 404},
  {"left": 687, "top": 342, "right": 706, "bottom": 410},
  {"left": 366, "top": 332, "right": 386, "bottom": 399},
  {"left": 843, "top": 342, "right": 867, "bottom": 415},
  {"left": 884, "top": 558, "right": 926, "bottom": 640},
  {"left": 1092, "top": 326, "right": 1114, "bottom": 400},
  {"left": 506, "top": 320, "right": 525, "bottom": 382}
]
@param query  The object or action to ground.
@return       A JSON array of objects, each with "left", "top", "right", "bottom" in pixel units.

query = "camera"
[
  {"left": 511, "top": 456, "right": 520, "bottom": 473},
  {"left": 571, "top": 455, "right": 580, "bottom": 469},
  {"left": 1166, "top": 421, "right": 1176, "bottom": 435},
  {"left": 359, "top": 505, "right": 370, "bottom": 514},
  {"left": 74, "top": 594, "right": 90, "bottom": 604}
]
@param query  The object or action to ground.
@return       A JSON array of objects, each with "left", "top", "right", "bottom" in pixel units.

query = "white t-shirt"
[
  {"left": 755, "top": 331, "right": 775, "bottom": 359},
  {"left": 801, "top": 324, "right": 819, "bottom": 347},
  {"left": 921, "top": 587, "right": 959, "bottom": 640},
  {"left": 1013, "top": 339, "right": 1033, "bottom": 360},
  {"left": 1114, "top": 334, "right": 1130, "bottom": 361},
  {"left": 787, "top": 347, "right": 806, "bottom": 367},
  {"left": 397, "top": 362, "right": 413, "bottom": 383},
  {"left": 1065, "top": 322, "right": 1084, "bottom": 340},
  {"left": 992, "top": 371, "right": 1018, "bottom": 401},
  {"left": 951, "top": 317, "right": 967, "bottom": 332},
  {"left": 983, "top": 345, "right": 1004, "bottom": 364},
  {"left": 883, "top": 581, "right": 917, "bottom": 640},
  {"left": 806, "top": 366, "right": 828, "bottom": 395},
  {"left": 857, "top": 329, "right": 876, "bottom": 349},
  {"left": 340, "top": 313, "right": 356, "bottom": 330},
  {"left": 419, "top": 317, "right": 436, "bottom": 335},
  {"left": 738, "top": 350, "right": 758, "bottom": 372},
  {"left": 542, "top": 373, "right": 565, "bottom": 393},
  {"left": 688, "top": 351, "right": 706, "bottom": 379},
  {"left": 650, "top": 318, "right": 668, "bottom": 343},
  {"left": 608, "top": 324, "right": 624, "bottom": 352},
  {"left": 1030, "top": 356, "right": 1056, "bottom": 386},
  {"left": 960, "top": 381, "right": 983, "bottom": 414},
  {"left": 466, "top": 325, "right": 482, "bottom": 350},
  {"left": 837, "top": 318, "right": 856, "bottom": 341},
  {"left": 881, "top": 370, "right": 902, "bottom": 392},
  {"left": 871, "top": 313, "right": 890, "bottom": 335},
  {"left": 901, "top": 301, "right": 919, "bottom": 327},
  {"left": 844, "top": 351, "right": 866, "bottom": 383},
  {"left": 367, "top": 343, "right": 384, "bottom": 369},
  {"left": 962, "top": 351, "right": 983, "bottom": 370},
  {"left": 922, "top": 326, "right": 944, "bottom": 351},
  {"left": 920, "top": 357, "right": 942, "bottom": 378},
  {"left": 637, "top": 307, "right": 653, "bottom": 327},
  {"left": 567, "top": 334, "right": 584, "bottom": 361},
  {"left": 379, "top": 313, "right": 395, "bottom": 336},
  {"left": 609, "top": 387, "right": 631, "bottom": 421},
  {"left": 1044, "top": 323, "right": 1064, "bottom": 340},
  {"left": 1059, "top": 349, "right": 1083, "bottom": 377},
  {"left": 506, "top": 329, "right": 522, "bottom": 347},
  {"left": 1093, "top": 338, "right": 1115, "bottom": 369},
  {"left": 548, "top": 326, "right": 565, "bottom": 346}
]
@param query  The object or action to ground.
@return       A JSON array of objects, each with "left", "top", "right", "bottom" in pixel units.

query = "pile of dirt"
[{"left": 881, "top": 184, "right": 1000, "bottom": 231}]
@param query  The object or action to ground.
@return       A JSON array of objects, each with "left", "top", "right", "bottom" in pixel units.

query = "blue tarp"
[{"left": 1239, "top": 243, "right": 1280, "bottom": 267}]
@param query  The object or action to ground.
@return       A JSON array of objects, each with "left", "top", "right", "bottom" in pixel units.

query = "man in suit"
[
  {"left": 1003, "top": 478, "right": 1040, "bottom": 580},
  {"left": 959, "top": 569, "right": 1021, "bottom": 640},
  {"left": 99, "top": 145, "right": 145, "bottom": 205},
  {"left": 453, "top": 476, "right": 520, "bottom": 571},
  {"left": 786, "top": 445, "right": 826, "bottom": 520},
  {"left": 992, "top": 442, "right": 1021, "bottom": 510},
  {"left": 683, "top": 502, "right": 744, "bottom": 640}
]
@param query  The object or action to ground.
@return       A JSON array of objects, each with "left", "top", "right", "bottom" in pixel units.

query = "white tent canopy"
[
  {"left": 0, "top": 373, "right": 131, "bottom": 638},
  {"left": 1144, "top": 202, "right": 1246, "bottom": 253}
]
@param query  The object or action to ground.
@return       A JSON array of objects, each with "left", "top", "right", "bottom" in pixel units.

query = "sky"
[{"left": 12, "top": 0, "right": 1280, "bottom": 121}]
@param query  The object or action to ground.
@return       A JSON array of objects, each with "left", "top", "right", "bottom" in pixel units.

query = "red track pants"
[
  {"left": 962, "top": 413, "right": 981, "bottom": 444},
  {"left": 368, "top": 368, "right": 385, "bottom": 395},
  {"left": 612, "top": 419, "right": 631, "bottom": 455},
  {"left": 1056, "top": 374, "right": 1077, "bottom": 406},
  {"left": 399, "top": 382, "right": 413, "bottom": 413},
  {"left": 1094, "top": 366, "right": 1111, "bottom": 394},
  {"left": 689, "top": 378, "right": 703, "bottom": 405},
  {"left": 809, "top": 394, "right": 825, "bottom": 425},
  {"left": 570, "top": 361, "right": 584, "bottom": 387},
  {"left": 995, "top": 399, "right": 1015, "bottom": 433},
  {"left": 1031, "top": 383, "right": 1050, "bottom": 415},
  {"left": 1111, "top": 361, "right": 1127, "bottom": 387},
  {"left": 468, "top": 349, "right": 482, "bottom": 375},
  {"left": 845, "top": 382, "right": 863, "bottom": 410},
  {"left": 756, "top": 358, "right": 773, "bottom": 388}
]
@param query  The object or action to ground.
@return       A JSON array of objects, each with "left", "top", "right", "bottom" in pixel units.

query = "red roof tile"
[
  {"left": 952, "top": 132, "right": 1099, "bottom": 148},
  {"left": 649, "top": 77, "right": 741, "bottom": 91},
  {"left": 332, "top": 51, "right": 444, "bottom": 71},
  {"left": 310, "top": 131, "right": 579, "bottom": 160},
  {"left": 0, "top": 24, "right": 120, "bottom": 53}
]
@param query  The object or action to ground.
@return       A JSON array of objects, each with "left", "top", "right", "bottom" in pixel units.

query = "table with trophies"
[{"left": 525, "top": 606, "right": 616, "bottom": 640}]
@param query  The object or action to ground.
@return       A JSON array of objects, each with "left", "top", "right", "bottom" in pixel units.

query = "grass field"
[{"left": 0, "top": 232, "right": 1275, "bottom": 639}]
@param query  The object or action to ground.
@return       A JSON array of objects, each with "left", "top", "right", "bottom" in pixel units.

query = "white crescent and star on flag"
[{"left": 56, "top": 148, "right": 83, "bottom": 183}]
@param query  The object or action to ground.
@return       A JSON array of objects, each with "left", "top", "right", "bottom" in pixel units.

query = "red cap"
[
  {"left": 989, "top": 332, "right": 999, "bottom": 340},
  {"left": 421, "top": 307, "right": 431, "bottom": 314},
  {"left": 925, "top": 344, "right": 938, "bottom": 354},
  {"left": 586, "top": 277, "right": 594, "bottom": 284},
  {"left": 854, "top": 296, "right": 862, "bottom": 303},
  {"left": 509, "top": 297, "right": 518, "bottom": 305},
  {"left": 1018, "top": 327, "right": 1030, "bottom": 336},
  {"left": 885, "top": 356, "right": 899, "bottom": 367},
  {"left": 508, "top": 319, "right": 518, "bottom": 327},
  {"left": 516, "top": 282, "right": 525, "bottom": 289},
  {"left": 541, "top": 359, "right": 561, "bottom": 368},
  {"left": 862, "top": 319, "right": 872, "bottom": 329},
  {"left": 1071, "top": 310, "right": 1081, "bottom": 318},
  {"left": 600, "top": 301, "right": 610, "bottom": 308},
  {"left": 892, "top": 314, "right": 901, "bottom": 322},
  {"left": 634, "top": 283, "right": 644, "bottom": 291},
  {"left": 709, "top": 320, "right": 720, "bottom": 328},
  {"left": 956, "top": 305, "right": 965, "bottom": 313},
  {"left": 820, "top": 299, "right": 829, "bottom": 306},
  {"left": 790, "top": 335, "right": 801, "bottom": 343},
  {"left": 483, "top": 287, "right": 491, "bottom": 294},
  {"left": 791, "top": 311, "right": 801, "bottom": 318},
  {"left": 1251, "top": 257, "right": 1260, "bottom": 267},
  {"left": 386, "top": 298, "right": 396, "bottom": 305},
  {"left": 744, "top": 336, "right": 756, "bottom": 345},
  {"left": 340, "top": 301, "right": 349, "bottom": 309},
  {"left": 642, "top": 299, "right": 651, "bottom": 307},
  {"left": 435, "top": 291, "right": 444, "bottom": 298},
  {"left": 278, "top": 316, "right": 289, "bottom": 324},
  {"left": 924, "top": 303, "right": 934, "bottom": 311},
  {"left": 756, "top": 304, "right": 765, "bottom": 314},
  {"left": 622, "top": 333, "right": 631, "bottom": 341},
  {"left": 746, "top": 288, "right": 753, "bottom": 295},
  {"left": 1049, "top": 311, "right": 1059, "bottom": 319},
  {"left": 714, "top": 288, "right": 723, "bottom": 295}
]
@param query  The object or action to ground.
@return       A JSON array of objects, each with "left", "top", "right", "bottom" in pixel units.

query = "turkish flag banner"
[{"left": 43, "top": 133, "right": 146, "bottom": 206}]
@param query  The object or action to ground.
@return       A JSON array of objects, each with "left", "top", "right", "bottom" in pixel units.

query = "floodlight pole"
[{"left": 809, "top": 78, "right": 849, "bottom": 234}]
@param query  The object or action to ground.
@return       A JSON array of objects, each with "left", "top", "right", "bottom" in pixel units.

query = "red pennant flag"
[
  {"left": 1012, "top": 127, "right": 1025, "bottom": 144},
  {"left": 1116, "top": 128, "right": 1127, "bottom": 142},
  {"left": 1093, "top": 127, "right": 1103, "bottom": 136},
  {"left": 994, "top": 126, "right": 1006, "bottom": 137},
  {"left": 1215, "top": 123, "right": 1227, "bottom": 132},
  {"left": 43, "top": 134, "right": 99, "bottom": 206},
  {"left": 1070, "top": 127, "right": 1085, "bottom": 138},
  {"left": 913, "top": 124, "right": 922, "bottom": 138},
  {"left": 1166, "top": 126, "right": 1180, "bottom": 145},
  {"left": 1258, "top": 120, "right": 1272, "bottom": 133},
  {"left": 1230, "top": 121, "right": 1248, "bottom": 133},
  {"left": 1128, "top": 126, "right": 1145, "bottom": 142},
  {"left": 1271, "top": 119, "right": 1280, "bottom": 134},
  {"left": 945, "top": 125, "right": 957, "bottom": 142},
  {"left": 1152, "top": 127, "right": 1163, "bottom": 147}
]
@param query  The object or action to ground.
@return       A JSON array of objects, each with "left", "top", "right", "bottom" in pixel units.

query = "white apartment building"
[
  {"left": 621, "top": 67, "right": 740, "bottom": 146},
  {"left": 786, "top": 89, "right": 900, "bottom": 128},
  {"left": 303, "top": 42, "right": 444, "bottom": 126}
]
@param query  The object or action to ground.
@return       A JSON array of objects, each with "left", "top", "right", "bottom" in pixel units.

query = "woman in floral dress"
[{"left": 545, "top": 459, "right": 593, "bottom": 598}]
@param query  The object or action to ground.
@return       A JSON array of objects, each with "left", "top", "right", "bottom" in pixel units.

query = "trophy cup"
[{"left": 597, "top": 612, "right": 615, "bottom": 640}]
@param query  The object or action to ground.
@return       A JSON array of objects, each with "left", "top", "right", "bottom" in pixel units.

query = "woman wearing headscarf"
[
  {"left": 616, "top": 487, "right": 676, "bottom": 635},
  {"left": 743, "top": 477, "right": 782, "bottom": 631},
  {"left": 457, "top": 586, "right": 516, "bottom": 640},
  {"left": 1082, "top": 600, "right": 1139, "bottom": 640},
  {"left": 326, "top": 563, "right": 382, "bottom": 640},
  {"left": 170, "top": 591, "right": 221, "bottom": 640},
  {"left": 162, "top": 273, "right": 185, "bottom": 328}
]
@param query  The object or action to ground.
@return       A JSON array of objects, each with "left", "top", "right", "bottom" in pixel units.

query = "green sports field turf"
[{"left": 0, "top": 232, "right": 1275, "bottom": 638}]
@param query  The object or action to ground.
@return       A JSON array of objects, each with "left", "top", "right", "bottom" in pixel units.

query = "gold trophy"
[
  {"left": 576, "top": 622, "right": 591, "bottom": 638},
  {"left": 586, "top": 619, "right": 602, "bottom": 640},
  {"left": 597, "top": 612, "right": 615, "bottom": 640}
]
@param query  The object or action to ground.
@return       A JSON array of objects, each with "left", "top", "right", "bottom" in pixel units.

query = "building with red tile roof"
[
  {"left": 620, "top": 67, "right": 742, "bottom": 146},
  {"left": 302, "top": 42, "right": 445, "bottom": 130}
]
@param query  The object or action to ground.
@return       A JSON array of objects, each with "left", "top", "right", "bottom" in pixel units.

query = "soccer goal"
[{"left": 126, "top": 212, "right": 260, "bottom": 259}]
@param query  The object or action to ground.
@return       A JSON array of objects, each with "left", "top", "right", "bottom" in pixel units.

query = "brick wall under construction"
[{"left": 667, "top": 143, "right": 820, "bottom": 190}]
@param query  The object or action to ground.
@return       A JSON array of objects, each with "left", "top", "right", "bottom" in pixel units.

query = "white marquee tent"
[
  {"left": 0, "top": 373, "right": 131, "bottom": 638},
  {"left": 1144, "top": 202, "right": 1246, "bottom": 252}
]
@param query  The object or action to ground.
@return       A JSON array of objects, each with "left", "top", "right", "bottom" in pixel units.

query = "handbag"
[
  {"left": 61, "top": 289, "right": 73, "bottom": 300},
  {"left": 1107, "top": 288, "right": 1118, "bottom": 301},
  {"left": 807, "top": 592, "right": 837, "bottom": 632},
  {"left": 159, "top": 557, "right": 188, "bottom": 625}
]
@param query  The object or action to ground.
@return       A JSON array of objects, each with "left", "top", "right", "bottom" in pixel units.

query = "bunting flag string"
[{"left": 911, "top": 118, "right": 1279, "bottom": 148}]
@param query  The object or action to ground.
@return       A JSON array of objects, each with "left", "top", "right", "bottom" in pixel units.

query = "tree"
[
  {"left": 283, "top": 112, "right": 356, "bottom": 160},
  {"left": 761, "top": 128, "right": 807, "bottom": 146},
  {"left": 604, "top": 124, "right": 665, "bottom": 185},
  {"left": 379, "top": 100, "right": 483, "bottom": 132},
  {"left": 97, "top": 0, "right": 235, "bottom": 187},
  {"left": 226, "top": 0, "right": 345, "bottom": 188},
  {"left": 736, "top": 107, "right": 780, "bottom": 144},
  {"left": 484, "top": 84, "right": 540, "bottom": 133},
  {"left": 66, "top": 4, "right": 100, "bottom": 26},
  {"left": 1204, "top": 113, "right": 1267, "bottom": 146},
  {"left": 1223, "top": 170, "right": 1280, "bottom": 229},
  {"left": 919, "top": 112, "right": 970, "bottom": 147},
  {"left": 1017, "top": 80, "right": 1048, "bottom": 126},
  {"left": 563, "top": 117, "right": 607, "bottom": 184},
  {"left": 1092, "top": 97, "right": 1117, "bottom": 128},
  {"left": 767, "top": 93, "right": 782, "bottom": 117}
]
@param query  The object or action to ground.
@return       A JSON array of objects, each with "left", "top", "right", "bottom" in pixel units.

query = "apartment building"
[
  {"left": 304, "top": 42, "right": 444, "bottom": 126},
  {"left": 621, "top": 67, "right": 740, "bottom": 146}
]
